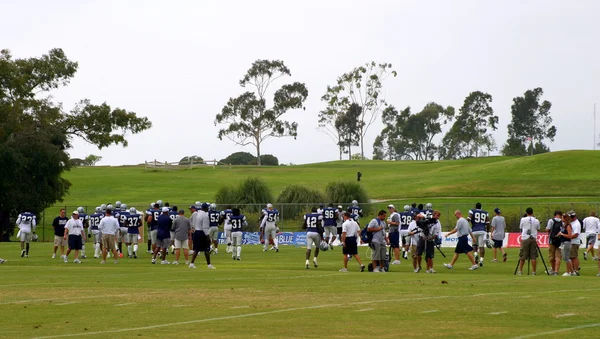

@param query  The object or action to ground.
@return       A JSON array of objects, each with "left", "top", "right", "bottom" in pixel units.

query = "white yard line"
[
  {"left": 114, "top": 303, "right": 136, "bottom": 307},
  {"left": 30, "top": 288, "right": 600, "bottom": 339},
  {"left": 355, "top": 308, "right": 374, "bottom": 312},
  {"left": 510, "top": 323, "right": 600, "bottom": 339},
  {"left": 555, "top": 313, "right": 576, "bottom": 318},
  {"left": 421, "top": 310, "right": 438, "bottom": 313},
  {"left": 488, "top": 311, "right": 507, "bottom": 315},
  {"left": 230, "top": 306, "right": 249, "bottom": 309},
  {"left": 55, "top": 302, "right": 80, "bottom": 306},
  {"left": 0, "top": 294, "right": 127, "bottom": 306}
]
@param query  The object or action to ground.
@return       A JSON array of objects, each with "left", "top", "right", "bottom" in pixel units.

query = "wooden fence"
[{"left": 144, "top": 159, "right": 221, "bottom": 171}]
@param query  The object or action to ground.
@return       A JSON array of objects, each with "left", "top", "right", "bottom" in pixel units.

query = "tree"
[
  {"left": 179, "top": 155, "right": 204, "bottom": 165},
  {"left": 219, "top": 151, "right": 256, "bottom": 165},
  {"left": 215, "top": 60, "right": 308, "bottom": 165},
  {"left": 0, "top": 48, "right": 151, "bottom": 238},
  {"left": 69, "top": 158, "right": 85, "bottom": 167},
  {"left": 373, "top": 103, "right": 454, "bottom": 161},
  {"left": 502, "top": 87, "right": 556, "bottom": 156},
  {"left": 250, "top": 154, "right": 279, "bottom": 166},
  {"left": 84, "top": 154, "right": 102, "bottom": 166},
  {"left": 322, "top": 62, "right": 397, "bottom": 160},
  {"left": 440, "top": 91, "right": 499, "bottom": 159}
]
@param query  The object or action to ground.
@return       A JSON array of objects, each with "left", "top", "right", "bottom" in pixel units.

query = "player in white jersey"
[
  {"left": 261, "top": 204, "right": 280, "bottom": 252},
  {"left": 220, "top": 206, "right": 234, "bottom": 253},
  {"left": 16, "top": 211, "right": 36, "bottom": 258},
  {"left": 582, "top": 211, "right": 600, "bottom": 261}
]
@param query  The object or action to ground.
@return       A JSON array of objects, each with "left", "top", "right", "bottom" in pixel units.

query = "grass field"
[{"left": 1, "top": 242, "right": 600, "bottom": 339}]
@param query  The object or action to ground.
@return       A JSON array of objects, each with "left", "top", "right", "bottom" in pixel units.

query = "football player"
[
  {"left": 221, "top": 205, "right": 233, "bottom": 253},
  {"left": 303, "top": 207, "right": 324, "bottom": 269},
  {"left": 117, "top": 204, "right": 130, "bottom": 257},
  {"left": 410, "top": 203, "right": 420, "bottom": 217},
  {"left": 424, "top": 203, "right": 434, "bottom": 219},
  {"left": 260, "top": 204, "right": 279, "bottom": 252},
  {"left": 76, "top": 207, "right": 90, "bottom": 259},
  {"left": 347, "top": 200, "right": 363, "bottom": 222},
  {"left": 16, "top": 211, "right": 36, "bottom": 258},
  {"left": 321, "top": 203, "right": 338, "bottom": 250},
  {"left": 229, "top": 208, "right": 247, "bottom": 260},
  {"left": 399, "top": 205, "right": 413, "bottom": 260},
  {"left": 146, "top": 203, "right": 161, "bottom": 253},
  {"left": 89, "top": 206, "right": 104, "bottom": 258},
  {"left": 317, "top": 203, "right": 325, "bottom": 215},
  {"left": 335, "top": 205, "right": 345, "bottom": 246},
  {"left": 468, "top": 202, "right": 490, "bottom": 266},
  {"left": 208, "top": 204, "right": 221, "bottom": 254},
  {"left": 126, "top": 207, "right": 143, "bottom": 258},
  {"left": 168, "top": 206, "right": 179, "bottom": 254},
  {"left": 146, "top": 202, "right": 155, "bottom": 253}
]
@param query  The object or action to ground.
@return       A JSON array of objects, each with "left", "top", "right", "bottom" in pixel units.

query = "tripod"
[{"left": 513, "top": 241, "right": 549, "bottom": 275}]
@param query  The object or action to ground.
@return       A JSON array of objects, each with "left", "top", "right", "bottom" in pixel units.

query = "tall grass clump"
[
  {"left": 276, "top": 185, "right": 325, "bottom": 219},
  {"left": 325, "top": 181, "right": 370, "bottom": 214},
  {"left": 214, "top": 177, "right": 273, "bottom": 214}
]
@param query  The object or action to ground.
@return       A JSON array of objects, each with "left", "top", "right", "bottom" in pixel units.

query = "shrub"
[
  {"left": 276, "top": 185, "right": 325, "bottom": 219},
  {"left": 214, "top": 177, "right": 273, "bottom": 214},
  {"left": 325, "top": 181, "right": 370, "bottom": 214},
  {"left": 249, "top": 154, "right": 279, "bottom": 166},
  {"left": 219, "top": 152, "right": 256, "bottom": 165}
]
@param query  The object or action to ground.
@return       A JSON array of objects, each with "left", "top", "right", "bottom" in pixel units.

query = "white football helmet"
[
  {"left": 107, "top": 204, "right": 113, "bottom": 211},
  {"left": 209, "top": 203, "right": 216, "bottom": 211},
  {"left": 352, "top": 200, "right": 358, "bottom": 206},
  {"left": 404, "top": 205, "right": 410, "bottom": 212},
  {"left": 319, "top": 241, "right": 329, "bottom": 251},
  {"left": 32, "top": 234, "right": 39, "bottom": 242},
  {"left": 77, "top": 206, "right": 85, "bottom": 214},
  {"left": 157, "top": 200, "right": 163, "bottom": 207},
  {"left": 101, "top": 204, "right": 107, "bottom": 212},
  {"left": 129, "top": 207, "right": 137, "bottom": 214},
  {"left": 150, "top": 202, "right": 156, "bottom": 208},
  {"left": 266, "top": 203, "right": 273, "bottom": 209},
  {"left": 426, "top": 203, "right": 432, "bottom": 210},
  {"left": 115, "top": 201, "right": 122, "bottom": 208},
  {"left": 195, "top": 201, "right": 201, "bottom": 208},
  {"left": 121, "top": 203, "right": 128, "bottom": 211},
  {"left": 95, "top": 206, "right": 101, "bottom": 213}
]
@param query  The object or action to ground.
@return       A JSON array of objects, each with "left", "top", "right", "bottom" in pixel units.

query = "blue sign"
[{"left": 214, "top": 232, "right": 311, "bottom": 246}]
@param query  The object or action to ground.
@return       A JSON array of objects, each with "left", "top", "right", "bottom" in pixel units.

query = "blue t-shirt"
[
  {"left": 127, "top": 214, "right": 142, "bottom": 234},
  {"left": 469, "top": 209, "right": 489, "bottom": 232},
  {"left": 230, "top": 214, "right": 246, "bottom": 232},
  {"left": 399, "top": 212, "right": 413, "bottom": 230},
  {"left": 322, "top": 208, "right": 337, "bottom": 227},
  {"left": 89, "top": 213, "right": 103, "bottom": 231},
  {"left": 264, "top": 209, "right": 279, "bottom": 223},
  {"left": 208, "top": 210, "right": 221, "bottom": 227},
  {"left": 157, "top": 214, "right": 172, "bottom": 240},
  {"left": 304, "top": 213, "right": 322, "bottom": 233}
]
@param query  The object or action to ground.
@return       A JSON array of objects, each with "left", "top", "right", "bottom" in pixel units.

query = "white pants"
[
  {"left": 264, "top": 225, "right": 278, "bottom": 248},
  {"left": 174, "top": 239, "right": 189, "bottom": 249},
  {"left": 231, "top": 231, "right": 242, "bottom": 247},
  {"left": 91, "top": 230, "right": 102, "bottom": 244},
  {"left": 473, "top": 231, "right": 487, "bottom": 248},
  {"left": 118, "top": 228, "right": 128, "bottom": 242},
  {"left": 126, "top": 233, "right": 139, "bottom": 244},
  {"left": 208, "top": 227, "right": 219, "bottom": 242},
  {"left": 324, "top": 226, "right": 336, "bottom": 238},
  {"left": 306, "top": 232, "right": 321, "bottom": 250},
  {"left": 224, "top": 225, "right": 232, "bottom": 245},
  {"left": 19, "top": 231, "right": 32, "bottom": 242}
]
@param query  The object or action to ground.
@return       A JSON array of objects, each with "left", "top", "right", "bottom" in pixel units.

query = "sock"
[
  {"left": 237, "top": 246, "right": 242, "bottom": 258},
  {"left": 274, "top": 236, "right": 279, "bottom": 248},
  {"left": 204, "top": 251, "right": 211, "bottom": 265},
  {"left": 94, "top": 243, "right": 99, "bottom": 256},
  {"left": 147, "top": 240, "right": 151, "bottom": 251},
  {"left": 127, "top": 245, "right": 132, "bottom": 256},
  {"left": 133, "top": 244, "right": 138, "bottom": 254},
  {"left": 118, "top": 242, "right": 122, "bottom": 253},
  {"left": 26, "top": 243, "right": 30, "bottom": 255},
  {"left": 81, "top": 244, "right": 85, "bottom": 256}
]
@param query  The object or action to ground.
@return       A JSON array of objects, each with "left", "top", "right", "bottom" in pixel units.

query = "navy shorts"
[
  {"left": 389, "top": 232, "right": 400, "bottom": 248},
  {"left": 68, "top": 235, "right": 83, "bottom": 250},
  {"left": 193, "top": 231, "right": 210, "bottom": 252},
  {"left": 343, "top": 236, "right": 358, "bottom": 255},
  {"left": 416, "top": 239, "right": 435, "bottom": 259},
  {"left": 337, "top": 227, "right": 343, "bottom": 236},
  {"left": 455, "top": 235, "right": 473, "bottom": 254},
  {"left": 493, "top": 240, "right": 503, "bottom": 248}
]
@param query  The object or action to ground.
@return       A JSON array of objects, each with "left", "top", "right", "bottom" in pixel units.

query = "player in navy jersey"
[
  {"left": 89, "top": 207, "right": 104, "bottom": 258},
  {"left": 76, "top": 207, "right": 89, "bottom": 259},
  {"left": 347, "top": 200, "right": 363, "bottom": 222},
  {"left": 228, "top": 208, "right": 247, "bottom": 260},
  {"left": 410, "top": 203, "right": 420, "bottom": 217},
  {"left": 399, "top": 205, "right": 413, "bottom": 259},
  {"left": 424, "top": 203, "right": 434, "bottom": 219},
  {"left": 303, "top": 207, "right": 324, "bottom": 269},
  {"left": 16, "top": 211, "right": 36, "bottom": 258},
  {"left": 208, "top": 204, "right": 221, "bottom": 254},
  {"left": 468, "top": 202, "right": 490, "bottom": 266},
  {"left": 322, "top": 203, "right": 338, "bottom": 249},
  {"left": 168, "top": 206, "right": 179, "bottom": 254},
  {"left": 220, "top": 206, "right": 234, "bottom": 253},
  {"left": 125, "top": 207, "right": 143, "bottom": 258},
  {"left": 146, "top": 203, "right": 161, "bottom": 253},
  {"left": 116, "top": 204, "right": 130, "bottom": 257}
]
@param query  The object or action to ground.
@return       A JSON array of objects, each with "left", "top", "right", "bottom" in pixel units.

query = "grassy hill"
[{"left": 60, "top": 150, "right": 600, "bottom": 208}]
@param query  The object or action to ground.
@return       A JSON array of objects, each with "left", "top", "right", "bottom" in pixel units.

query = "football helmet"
[
  {"left": 121, "top": 203, "right": 128, "bottom": 211},
  {"left": 115, "top": 201, "right": 122, "bottom": 209},
  {"left": 100, "top": 204, "right": 107, "bottom": 212},
  {"left": 107, "top": 204, "right": 113, "bottom": 211},
  {"left": 150, "top": 202, "right": 156, "bottom": 208},
  {"left": 95, "top": 206, "right": 101, "bottom": 213},
  {"left": 77, "top": 206, "right": 85, "bottom": 214},
  {"left": 319, "top": 241, "right": 329, "bottom": 251},
  {"left": 426, "top": 203, "right": 433, "bottom": 210},
  {"left": 129, "top": 207, "right": 137, "bottom": 214},
  {"left": 157, "top": 200, "right": 163, "bottom": 207},
  {"left": 352, "top": 200, "right": 358, "bottom": 206},
  {"left": 209, "top": 203, "right": 217, "bottom": 211},
  {"left": 404, "top": 205, "right": 410, "bottom": 212}
]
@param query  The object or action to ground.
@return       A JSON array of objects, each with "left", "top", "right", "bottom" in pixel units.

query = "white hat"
[
  {"left": 337, "top": 205, "right": 343, "bottom": 209},
  {"left": 387, "top": 204, "right": 395, "bottom": 209},
  {"left": 72, "top": 211, "right": 79, "bottom": 215},
  {"left": 162, "top": 207, "right": 169, "bottom": 212},
  {"left": 417, "top": 213, "right": 426, "bottom": 218}
]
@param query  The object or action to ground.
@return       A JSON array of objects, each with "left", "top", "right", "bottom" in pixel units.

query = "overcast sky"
[{"left": 2, "top": 0, "right": 599, "bottom": 165}]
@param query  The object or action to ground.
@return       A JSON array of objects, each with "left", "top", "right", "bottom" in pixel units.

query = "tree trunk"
[
  {"left": 256, "top": 140, "right": 261, "bottom": 166},
  {"left": 348, "top": 139, "right": 352, "bottom": 160},
  {"left": 360, "top": 135, "right": 364, "bottom": 160}
]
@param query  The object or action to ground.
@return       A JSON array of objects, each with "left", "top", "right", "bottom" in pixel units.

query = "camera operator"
[
  {"left": 416, "top": 211, "right": 442, "bottom": 273},
  {"left": 407, "top": 214, "right": 423, "bottom": 273}
]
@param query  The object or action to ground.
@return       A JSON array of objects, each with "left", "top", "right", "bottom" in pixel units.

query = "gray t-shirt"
[
  {"left": 455, "top": 217, "right": 471, "bottom": 237},
  {"left": 389, "top": 212, "right": 400, "bottom": 232},
  {"left": 172, "top": 216, "right": 191, "bottom": 241},
  {"left": 491, "top": 216, "right": 506, "bottom": 240},
  {"left": 368, "top": 218, "right": 386, "bottom": 244}
]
